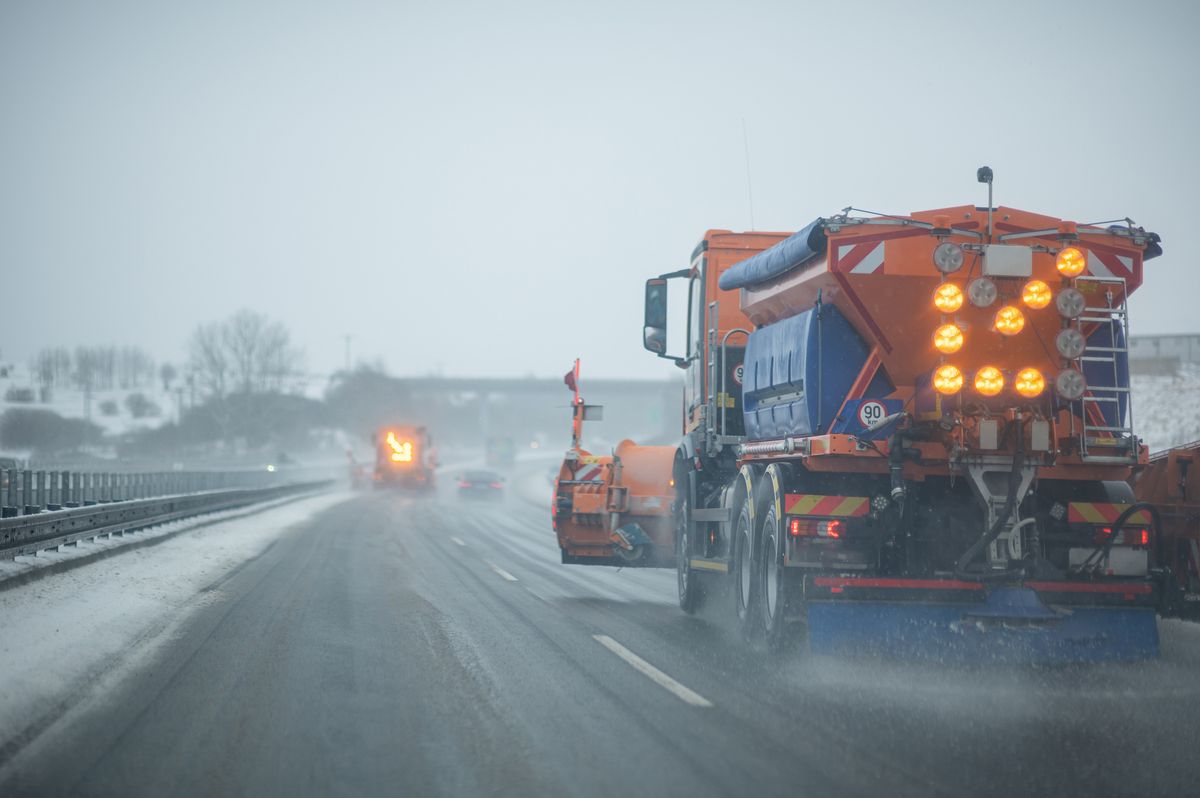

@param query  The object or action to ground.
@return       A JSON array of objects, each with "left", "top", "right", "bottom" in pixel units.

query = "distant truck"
[
  {"left": 485, "top": 436, "right": 516, "bottom": 468},
  {"left": 374, "top": 425, "right": 436, "bottom": 490}
]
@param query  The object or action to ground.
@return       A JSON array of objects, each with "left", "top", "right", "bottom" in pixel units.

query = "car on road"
[{"left": 457, "top": 470, "right": 505, "bottom": 499}]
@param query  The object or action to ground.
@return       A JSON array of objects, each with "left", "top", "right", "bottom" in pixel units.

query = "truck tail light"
[
  {"left": 1093, "top": 527, "right": 1151, "bottom": 546},
  {"left": 789, "top": 518, "right": 843, "bottom": 538}
]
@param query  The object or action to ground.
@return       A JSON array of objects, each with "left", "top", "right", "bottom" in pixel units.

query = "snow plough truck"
[
  {"left": 374, "top": 425, "right": 436, "bottom": 490},
  {"left": 552, "top": 169, "right": 1187, "bottom": 663}
]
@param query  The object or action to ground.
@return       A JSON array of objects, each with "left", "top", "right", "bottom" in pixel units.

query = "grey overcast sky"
[{"left": 2, "top": 0, "right": 1197, "bottom": 380}]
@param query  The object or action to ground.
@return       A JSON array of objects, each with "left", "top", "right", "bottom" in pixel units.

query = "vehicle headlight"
[
  {"left": 1055, "top": 287, "right": 1086, "bottom": 319},
  {"left": 933, "top": 323, "right": 964, "bottom": 354},
  {"left": 1021, "top": 279, "right": 1052, "bottom": 309},
  {"left": 974, "top": 366, "right": 1004, "bottom": 396},
  {"left": 933, "top": 364, "right": 964, "bottom": 395},
  {"left": 932, "top": 242, "right": 965, "bottom": 274},
  {"left": 1056, "top": 246, "right": 1086, "bottom": 278},
  {"left": 967, "top": 277, "right": 998, "bottom": 308},
  {"left": 933, "top": 283, "right": 964, "bottom": 313},
  {"left": 1014, "top": 368, "right": 1046, "bottom": 398},
  {"left": 993, "top": 305, "right": 1025, "bottom": 336},
  {"left": 1055, "top": 328, "right": 1086, "bottom": 359},
  {"left": 1055, "top": 368, "right": 1087, "bottom": 400}
]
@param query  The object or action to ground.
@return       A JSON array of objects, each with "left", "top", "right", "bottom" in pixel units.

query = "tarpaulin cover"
[
  {"left": 742, "top": 304, "right": 868, "bottom": 439},
  {"left": 718, "top": 218, "right": 826, "bottom": 291}
]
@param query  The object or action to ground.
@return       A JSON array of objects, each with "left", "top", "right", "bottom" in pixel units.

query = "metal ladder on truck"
[{"left": 1075, "top": 275, "right": 1137, "bottom": 464}]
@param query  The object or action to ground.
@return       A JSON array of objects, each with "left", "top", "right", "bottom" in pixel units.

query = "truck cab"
[{"left": 643, "top": 230, "right": 788, "bottom": 465}]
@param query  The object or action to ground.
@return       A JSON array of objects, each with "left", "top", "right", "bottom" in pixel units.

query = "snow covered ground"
[
  {"left": 1131, "top": 363, "right": 1200, "bottom": 453},
  {"left": 0, "top": 490, "right": 351, "bottom": 762},
  {"left": 0, "top": 364, "right": 179, "bottom": 439}
]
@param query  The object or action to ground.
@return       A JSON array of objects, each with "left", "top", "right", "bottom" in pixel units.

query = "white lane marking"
[
  {"left": 488, "top": 562, "right": 519, "bottom": 582},
  {"left": 451, "top": 536, "right": 467, "bottom": 547},
  {"left": 592, "top": 635, "right": 713, "bottom": 707}
]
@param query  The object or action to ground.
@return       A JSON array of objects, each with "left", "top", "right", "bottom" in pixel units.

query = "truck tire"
[
  {"left": 757, "top": 465, "right": 790, "bottom": 652},
  {"left": 732, "top": 495, "right": 758, "bottom": 639},
  {"left": 676, "top": 489, "right": 705, "bottom": 614}
]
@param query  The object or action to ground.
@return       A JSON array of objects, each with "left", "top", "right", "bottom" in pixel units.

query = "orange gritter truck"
[
  {"left": 1132, "top": 439, "right": 1200, "bottom": 615},
  {"left": 552, "top": 168, "right": 1186, "bottom": 663},
  {"left": 374, "top": 425, "right": 436, "bottom": 491}
]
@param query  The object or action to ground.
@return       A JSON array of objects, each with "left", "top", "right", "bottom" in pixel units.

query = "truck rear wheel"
[
  {"left": 676, "top": 490, "right": 705, "bottom": 614},
  {"left": 732, "top": 493, "right": 759, "bottom": 639},
  {"left": 757, "top": 465, "right": 793, "bottom": 652}
]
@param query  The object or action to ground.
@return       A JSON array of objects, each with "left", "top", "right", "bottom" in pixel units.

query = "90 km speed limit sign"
[{"left": 857, "top": 401, "right": 887, "bottom": 428}]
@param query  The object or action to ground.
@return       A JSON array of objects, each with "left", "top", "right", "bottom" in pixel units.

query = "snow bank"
[{"left": 1132, "top": 364, "right": 1200, "bottom": 453}]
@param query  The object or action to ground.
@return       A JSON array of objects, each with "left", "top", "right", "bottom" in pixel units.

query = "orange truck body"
[
  {"left": 1133, "top": 440, "right": 1200, "bottom": 611},
  {"left": 553, "top": 180, "right": 1200, "bottom": 662}
]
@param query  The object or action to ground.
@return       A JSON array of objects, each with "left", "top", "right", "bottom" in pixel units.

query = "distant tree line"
[
  {"left": 5, "top": 310, "right": 305, "bottom": 458},
  {"left": 29, "top": 345, "right": 160, "bottom": 393}
]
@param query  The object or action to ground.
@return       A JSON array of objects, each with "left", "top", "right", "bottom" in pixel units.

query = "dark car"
[{"left": 457, "top": 470, "right": 504, "bottom": 499}]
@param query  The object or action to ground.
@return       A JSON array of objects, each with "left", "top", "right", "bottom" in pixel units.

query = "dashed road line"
[
  {"left": 488, "top": 562, "right": 519, "bottom": 582},
  {"left": 592, "top": 634, "right": 713, "bottom": 707},
  {"left": 451, "top": 536, "right": 467, "bottom": 547}
]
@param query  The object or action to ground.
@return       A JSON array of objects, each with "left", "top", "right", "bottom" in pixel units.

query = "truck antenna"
[
  {"left": 743, "top": 118, "right": 756, "bottom": 231},
  {"left": 977, "top": 165, "right": 994, "bottom": 239}
]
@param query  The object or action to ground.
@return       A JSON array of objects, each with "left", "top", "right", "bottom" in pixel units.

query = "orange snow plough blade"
[{"left": 552, "top": 360, "right": 676, "bottom": 567}]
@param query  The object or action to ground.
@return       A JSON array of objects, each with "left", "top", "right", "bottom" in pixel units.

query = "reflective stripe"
[
  {"left": 784, "top": 494, "right": 869, "bottom": 517},
  {"left": 1067, "top": 502, "right": 1151, "bottom": 525}
]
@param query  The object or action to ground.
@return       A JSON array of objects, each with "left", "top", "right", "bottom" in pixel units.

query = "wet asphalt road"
[{"left": 3, "top": 474, "right": 1199, "bottom": 797}]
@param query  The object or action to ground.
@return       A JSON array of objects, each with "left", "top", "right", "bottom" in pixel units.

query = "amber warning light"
[{"left": 386, "top": 431, "right": 414, "bottom": 463}]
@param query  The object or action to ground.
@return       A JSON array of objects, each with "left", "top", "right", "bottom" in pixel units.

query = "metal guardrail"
[
  {"left": 0, "top": 467, "right": 293, "bottom": 517},
  {"left": 0, "top": 479, "right": 332, "bottom": 560}
]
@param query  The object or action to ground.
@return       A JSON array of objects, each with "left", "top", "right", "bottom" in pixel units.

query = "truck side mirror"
[{"left": 644, "top": 278, "right": 670, "bottom": 356}]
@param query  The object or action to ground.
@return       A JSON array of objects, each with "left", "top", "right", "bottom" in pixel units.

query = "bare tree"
[
  {"left": 188, "top": 310, "right": 301, "bottom": 399},
  {"left": 189, "top": 321, "right": 230, "bottom": 399},
  {"left": 160, "top": 362, "right": 178, "bottom": 392},
  {"left": 74, "top": 346, "right": 97, "bottom": 393},
  {"left": 116, "top": 345, "right": 155, "bottom": 389}
]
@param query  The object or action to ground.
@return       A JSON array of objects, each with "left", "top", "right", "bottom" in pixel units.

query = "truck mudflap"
[{"left": 803, "top": 577, "right": 1160, "bottom": 664}]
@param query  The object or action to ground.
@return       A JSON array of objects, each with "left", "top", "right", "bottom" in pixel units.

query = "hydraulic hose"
[{"left": 955, "top": 418, "right": 1026, "bottom": 582}]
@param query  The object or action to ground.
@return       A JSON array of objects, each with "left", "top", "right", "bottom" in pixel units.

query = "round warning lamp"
[
  {"left": 967, "top": 277, "right": 998, "bottom": 308},
  {"left": 1056, "top": 246, "right": 1086, "bottom": 278},
  {"left": 933, "top": 364, "right": 964, "bottom": 395},
  {"left": 932, "top": 242, "right": 965, "bottom": 274},
  {"left": 1056, "top": 287, "right": 1086, "bottom": 319},
  {"left": 1015, "top": 368, "right": 1046, "bottom": 398},
  {"left": 933, "top": 283, "right": 964, "bottom": 313},
  {"left": 1055, "top": 328, "right": 1087, "bottom": 359},
  {"left": 974, "top": 366, "right": 1005, "bottom": 396},
  {"left": 933, "top": 323, "right": 964, "bottom": 354},
  {"left": 993, "top": 305, "right": 1026, "bottom": 336},
  {"left": 1056, "top": 368, "right": 1087, "bottom": 401},
  {"left": 1021, "top": 279, "right": 1052, "bottom": 309}
]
